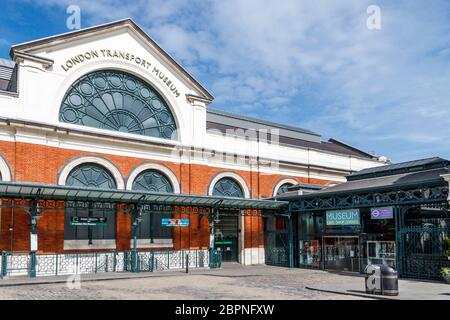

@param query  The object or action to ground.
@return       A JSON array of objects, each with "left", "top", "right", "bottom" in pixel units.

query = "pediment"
[{"left": 10, "top": 19, "right": 213, "bottom": 102}]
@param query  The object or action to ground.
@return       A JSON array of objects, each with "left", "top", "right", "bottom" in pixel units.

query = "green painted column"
[
  {"left": 132, "top": 217, "right": 138, "bottom": 273},
  {"left": 288, "top": 214, "right": 294, "bottom": 269},
  {"left": 394, "top": 206, "right": 403, "bottom": 277},
  {"left": 29, "top": 197, "right": 42, "bottom": 278},
  {"left": 131, "top": 206, "right": 142, "bottom": 273},
  {"left": 30, "top": 216, "right": 38, "bottom": 278},
  {"left": 208, "top": 209, "right": 218, "bottom": 269}
]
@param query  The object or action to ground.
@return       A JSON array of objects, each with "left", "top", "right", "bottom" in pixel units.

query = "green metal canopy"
[{"left": 0, "top": 182, "right": 288, "bottom": 210}]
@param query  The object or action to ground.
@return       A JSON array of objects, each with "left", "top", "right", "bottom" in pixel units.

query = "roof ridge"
[{"left": 349, "top": 157, "right": 449, "bottom": 180}]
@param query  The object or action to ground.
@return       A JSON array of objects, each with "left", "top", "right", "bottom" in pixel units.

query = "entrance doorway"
[
  {"left": 214, "top": 215, "right": 239, "bottom": 262},
  {"left": 323, "top": 236, "right": 360, "bottom": 272}
]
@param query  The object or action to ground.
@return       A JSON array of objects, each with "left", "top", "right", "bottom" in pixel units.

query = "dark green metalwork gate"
[
  {"left": 264, "top": 216, "right": 292, "bottom": 267},
  {"left": 397, "top": 212, "right": 450, "bottom": 281}
]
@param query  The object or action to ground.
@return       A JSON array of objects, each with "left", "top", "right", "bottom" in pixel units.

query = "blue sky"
[{"left": 1, "top": 0, "right": 450, "bottom": 162}]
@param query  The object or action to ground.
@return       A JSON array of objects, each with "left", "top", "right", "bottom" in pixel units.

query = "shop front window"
[
  {"left": 297, "top": 212, "right": 324, "bottom": 269},
  {"left": 366, "top": 241, "right": 396, "bottom": 268},
  {"left": 299, "top": 240, "right": 321, "bottom": 268}
]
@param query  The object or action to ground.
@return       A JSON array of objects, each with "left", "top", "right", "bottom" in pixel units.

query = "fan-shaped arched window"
[
  {"left": 277, "top": 183, "right": 293, "bottom": 195},
  {"left": 212, "top": 178, "right": 244, "bottom": 198},
  {"left": 131, "top": 170, "right": 173, "bottom": 244},
  {"left": 60, "top": 70, "right": 177, "bottom": 140},
  {"left": 66, "top": 163, "right": 117, "bottom": 189},
  {"left": 64, "top": 163, "right": 117, "bottom": 244},
  {"left": 132, "top": 170, "right": 173, "bottom": 193}
]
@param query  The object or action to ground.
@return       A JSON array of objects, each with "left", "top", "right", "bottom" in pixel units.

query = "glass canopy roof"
[{"left": 0, "top": 182, "right": 288, "bottom": 210}]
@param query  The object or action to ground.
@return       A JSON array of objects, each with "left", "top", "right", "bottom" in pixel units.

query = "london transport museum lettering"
[{"left": 61, "top": 49, "right": 181, "bottom": 98}]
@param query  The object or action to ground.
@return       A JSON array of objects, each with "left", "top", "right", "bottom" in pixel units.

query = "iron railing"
[
  {"left": 1, "top": 249, "right": 221, "bottom": 278},
  {"left": 265, "top": 248, "right": 289, "bottom": 267}
]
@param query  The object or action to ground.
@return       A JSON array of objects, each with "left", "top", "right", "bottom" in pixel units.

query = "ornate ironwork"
[
  {"left": 60, "top": 70, "right": 177, "bottom": 140},
  {"left": 264, "top": 216, "right": 291, "bottom": 267},
  {"left": 1, "top": 253, "right": 31, "bottom": 277},
  {"left": 66, "top": 163, "right": 117, "bottom": 189},
  {"left": 265, "top": 247, "right": 289, "bottom": 267},
  {"left": 0, "top": 198, "right": 279, "bottom": 218},
  {"left": 132, "top": 170, "right": 173, "bottom": 193},
  {"left": 397, "top": 221, "right": 449, "bottom": 281},
  {"left": 212, "top": 178, "right": 244, "bottom": 198},
  {"left": 293, "top": 185, "right": 449, "bottom": 212},
  {"left": 1, "top": 250, "right": 216, "bottom": 278}
]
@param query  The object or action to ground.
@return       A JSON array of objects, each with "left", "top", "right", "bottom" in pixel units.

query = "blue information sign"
[{"left": 162, "top": 218, "right": 190, "bottom": 227}]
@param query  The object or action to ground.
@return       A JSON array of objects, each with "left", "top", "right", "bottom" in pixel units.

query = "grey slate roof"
[
  {"left": 273, "top": 184, "right": 327, "bottom": 201},
  {"left": 0, "top": 58, "right": 16, "bottom": 91},
  {"left": 301, "top": 167, "right": 449, "bottom": 198},
  {"left": 0, "top": 58, "right": 15, "bottom": 69},
  {"left": 207, "top": 108, "right": 378, "bottom": 159},
  {"left": 348, "top": 157, "right": 449, "bottom": 181},
  {"left": 207, "top": 108, "right": 320, "bottom": 137}
]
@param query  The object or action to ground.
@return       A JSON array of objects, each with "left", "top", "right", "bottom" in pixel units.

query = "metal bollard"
[{"left": 186, "top": 253, "right": 189, "bottom": 274}]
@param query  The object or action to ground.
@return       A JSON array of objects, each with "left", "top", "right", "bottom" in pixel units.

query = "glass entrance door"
[
  {"left": 323, "top": 236, "right": 360, "bottom": 272},
  {"left": 214, "top": 215, "right": 239, "bottom": 262}
]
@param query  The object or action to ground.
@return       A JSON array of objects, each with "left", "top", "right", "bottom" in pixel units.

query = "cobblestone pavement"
[{"left": 0, "top": 265, "right": 369, "bottom": 300}]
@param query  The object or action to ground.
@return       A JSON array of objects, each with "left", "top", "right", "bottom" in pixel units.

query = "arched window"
[
  {"left": 60, "top": 70, "right": 177, "bottom": 140},
  {"left": 131, "top": 170, "right": 173, "bottom": 247},
  {"left": 66, "top": 163, "right": 117, "bottom": 189},
  {"left": 0, "top": 155, "right": 12, "bottom": 182},
  {"left": 64, "top": 163, "right": 117, "bottom": 245},
  {"left": 212, "top": 178, "right": 244, "bottom": 198},
  {"left": 277, "top": 183, "right": 293, "bottom": 195},
  {"left": 132, "top": 170, "right": 173, "bottom": 193}
]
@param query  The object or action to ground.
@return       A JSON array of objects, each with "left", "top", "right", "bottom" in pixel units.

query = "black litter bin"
[
  {"left": 380, "top": 265, "right": 399, "bottom": 296},
  {"left": 365, "top": 264, "right": 399, "bottom": 296},
  {"left": 365, "top": 264, "right": 382, "bottom": 295}
]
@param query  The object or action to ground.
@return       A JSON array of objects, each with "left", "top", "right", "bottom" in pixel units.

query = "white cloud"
[{"left": 18, "top": 0, "right": 450, "bottom": 161}]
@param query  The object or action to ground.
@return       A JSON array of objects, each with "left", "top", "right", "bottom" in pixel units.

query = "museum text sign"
[
  {"left": 326, "top": 209, "right": 360, "bottom": 226},
  {"left": 61, "top": 49, "right": 181, "bottom": 98}
]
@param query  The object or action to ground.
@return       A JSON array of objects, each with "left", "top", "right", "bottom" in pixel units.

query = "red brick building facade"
[{"left": 0, "top": 19, "right": 384, "bottom": 266}]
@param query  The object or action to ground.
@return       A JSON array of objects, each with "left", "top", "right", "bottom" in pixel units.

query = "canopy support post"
[
  {"left": 131, "top": 200, "right": 144, "bottom": 273},
  {"left": 29, "top": 190, "right": 41, "bottom": 278},
  {"left": 287, "top": 204, "right": 294, "bottom": 269},
  {"left": 208, "top": 206, "right": 220, "bottom": 269}
]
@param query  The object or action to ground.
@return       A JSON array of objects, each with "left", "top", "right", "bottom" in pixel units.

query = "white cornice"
[{"left": 13, "top": 51, "right": 54, "bottom": 69}]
